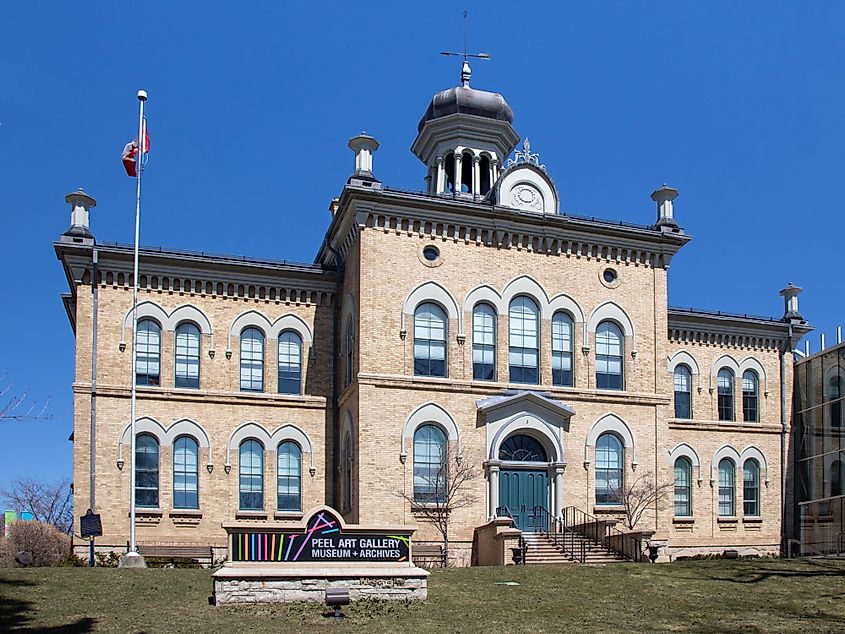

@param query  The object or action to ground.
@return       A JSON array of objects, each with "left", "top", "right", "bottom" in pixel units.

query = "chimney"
[
  {"left": 779, "top": 283, "right": 804, "bottom": 322},
  {"left": 347, "top": 133, "right": 380, "bottom": 185},
  {"left": 61, "top": 188, "right": 96, "bottom": 245},
  {"left": 651, "top": 184, "right": 679, "bottom": 228}
]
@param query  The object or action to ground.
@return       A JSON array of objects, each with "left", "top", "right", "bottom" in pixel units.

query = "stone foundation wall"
[{"left": 213, "top": 575, "right": 427, "bottom": 604}]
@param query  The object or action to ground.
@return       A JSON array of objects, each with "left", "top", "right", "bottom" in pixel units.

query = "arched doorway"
[{"left": 498, "top": 434, "right": 550, "bottom": 531}]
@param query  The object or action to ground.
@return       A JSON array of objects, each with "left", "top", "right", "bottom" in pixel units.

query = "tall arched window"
[
  {"left": 414, "top": 303, "right": 447, "bottom": 377},
  {"left": 343, "top": 432, "right": 353, "bottom": 511},
  {"left": 674, "top": 365, "right": 692, "bottom": 419},
  {"left": 509, "top": 297, "right": 539, "bottom": 384},
  {"left": 277, "top": 331, "right": 302, "bottom": 394},
  {"left": 174, "top": 322, "right": 200, "bottom": 389},
  {"left": 413, "top": 425, "right": 447, "bottom": 504},
  {"left": 742, "top": 370, "right": 759, "bottom": 422},
  {"left": 832, "top": 460, "right": 844, "bottom": 497},
  {"left": 173, "top": 436, "right": 199, "bottom": 509},
  {"left": 240, "top": 328, "right": 265, "bottom": 392},
  {"left": 345, "top": 319, "right": 354, "bottom": 387},
  {"left": 743, "top": 459, "right": 760, "bottom": 516},
  {"left": 595, "top": 321, "right": 623, "bottom": 390},
  {"left": 238, "top": 439, "right": 264, "bottom": 510},
  {"left": 674, "top": 457, "right": 692, "bottom": 516},
  {"left": 717, "top": 368, "right": 735, "bottom": 421},
  {"left": 135, "top": 433, "right": 159, "bottom": 508},
  {"left": 277, "top": 441, "right": 302, "bottom": 512},
  {"left": 595, "top": 433, "right": 623, "bottom": 505},
  {"left": 552, "top": 312, "right": 574, "bottom": 387},
  {"left": 472, "top": 303, "right": 496, "bottom": 381},
  {"left": 135, "top": 319, "right": 161, "bottom": 386},
  {"left": 830, "top": 377, "right": 843, "bottom": 428},
  {"left": 718, "top": 458, "right": 735, "bottom": 516}
]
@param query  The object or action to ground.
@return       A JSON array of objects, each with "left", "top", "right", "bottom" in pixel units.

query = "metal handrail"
[
  {"left": 561, "top": 506, "right": 643, "bottom": 562},
  {"left": 531, "top": 506, "right": 586, "bottom": 563},
  {"left": 495, "top": 506, "right": 519, "bottom": 530}
]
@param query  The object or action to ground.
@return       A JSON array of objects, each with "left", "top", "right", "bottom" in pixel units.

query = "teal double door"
[{"left": 499, "top": 469, "right": 548, "bottom": 532}]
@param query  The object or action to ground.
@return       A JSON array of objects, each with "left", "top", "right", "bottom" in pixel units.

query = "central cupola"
[{"left": 411, "top": 62, "right": 520, "bottom": 198}]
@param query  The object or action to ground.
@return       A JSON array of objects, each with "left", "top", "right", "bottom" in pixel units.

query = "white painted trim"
[
  {"left": 740, "top": 446, "right": 769, "bottom": 484},
  {"left": 548, "top": 293, "right": 585, "bottom": 324},
  {"left": 710, "top": 355, "right": 740, "bottom": 386},
  {"left": 710, "top": 445, "right": 741, "bottom": 483},
  {"left": 270, "top": 314, "right": 313, "bottom": 343},
  {"left": 738, "top": 357, "right": 767, "bottom": 389},
  {"left": 270, "top": 424, "right": 317, "bottom": 475},
  {"left": 401, "top": 402, "right": 461, "bottom": 461},
  {"left": 120, "top": 302, "right": 215, "bottom": 354},
  {"left": 584, "top": 414, "right": 636, "bottom": 468},
  {"left": 488, "top": 415, "right": 564, "bottom": 463},
  {"left": 226, "top": 311, "right": 313, "bottom": 356},
  {"left": 501, "top": 275, "right": 550, "bottom": 319},
  {"left": 225, "top": 422, "right": 271, "bottom": 467},
  {"left": 117, "top": 417, "right": 213, "bottom": 469},
  {"left": 460, "top": 285, "right": 503, "bottom": 337},
  {"left": 668, "top": 350, "right": 700, "bottom": 376},
  {"left": 586, "top": 301, "right": 635, "bottom": 345},
  {"left": 400, "top": 281, "right": 460, "bottom": 336},
  {"left": 668, "top": 443, "right": 701, "bottom": 468}
]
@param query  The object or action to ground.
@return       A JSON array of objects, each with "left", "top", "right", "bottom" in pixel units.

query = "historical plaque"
[
  {"left": 231, "top": 509, "right": 411, "bottom": 563},
  {"left": 80, "top": 509, "right": 103, "bottom": 538}
]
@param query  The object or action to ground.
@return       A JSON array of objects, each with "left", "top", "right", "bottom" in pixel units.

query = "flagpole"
[{"left": 128, "top": 89, "right": 147, "bottom": 557}]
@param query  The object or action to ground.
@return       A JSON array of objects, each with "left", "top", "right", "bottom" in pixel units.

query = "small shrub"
[
  {"left": 0, "top": 520, "right": 71, "bottom": 567},
  {"left": 58, "top": 553, "right": 87, "bottom": 567},
  {"left": 94, "top": 551, "right": 121, "bottom": 568}
]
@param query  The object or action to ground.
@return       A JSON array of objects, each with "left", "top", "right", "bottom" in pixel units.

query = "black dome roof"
[{"left": 418, "top": 84, "right": 514, "bottom": 133}]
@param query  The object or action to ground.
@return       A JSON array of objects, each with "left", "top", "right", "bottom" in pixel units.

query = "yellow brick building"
[{"left": 55, "top": 66, "right": 812, "bottom": 564}]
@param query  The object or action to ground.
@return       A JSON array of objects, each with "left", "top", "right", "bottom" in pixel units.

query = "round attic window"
[
  {"left": 422, "top": 246, "right": 440, "bottom": 262},
  {"left": 601, "top": 267, "right": 620, "bottom": 288}
]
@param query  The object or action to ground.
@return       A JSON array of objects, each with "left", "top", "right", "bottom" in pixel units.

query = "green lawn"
[{"left": 1, "top": 559, "right": 844, "bottom": 633}]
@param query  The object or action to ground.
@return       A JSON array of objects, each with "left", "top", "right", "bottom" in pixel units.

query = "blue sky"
[{"left": 1, "top": 2, "right": 843, "bottom": 497}]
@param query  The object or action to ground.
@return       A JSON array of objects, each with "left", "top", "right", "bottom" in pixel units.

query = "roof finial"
[{"left": 441, "top": 10, "right": 491, "bottom": 88}]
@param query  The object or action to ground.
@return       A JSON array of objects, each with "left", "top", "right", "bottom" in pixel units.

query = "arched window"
[
  {"left": 472, "top": 303, "right": 496, "bottom": 381},
  {"left": 509, "top": 296, "right": 539, "bottom": 384},
  {"left": 413, "top": 425, "right": 447, "bottom": 504},
  {"left": 345, "top": 319, "right": 354, "bottom": 387},
  {"left": 238, "top": 439, "right": 264, "bottom": 510},
  {"left": 717, "top": 368, "right": 735, "bottom": 421},
  {"left": 342, "top": 432, "right": 353, "bottom": 511},
  {"left": 277, "top": 441, "right": 302, "bottom": 512},
  {"left": 595, "top": 321, "right": 623, "bottom": 390},
  {"left": 832, "top": 460, "right": 844, "bottom": 497},
  {"left": 674, "top": 365, "right": 692, "bottom": 419},
  {"left": 479, "top": 155, "right": 491, "bottom": 195},
  {"left": 674, "top": 457, "right": 692, "bottom": 516},
  {"left": 135, "top": 319, "right": 161, "bottom": 386},
  {"left": 718, "top": 458, "right": 736, "bottom": 516},
  {"left": 414, "top": 303, "right": 447, "bottom": 377},
  {"left": 135, "top": 433, "right": 159, "bottom": 508},
  {"left": 174, "top": 322, "right": 200, "bottom": 389},
  {"left": 830, "top": 377, "right": 843, "bottom": 428},
  {"left": 743, "top": 459, "right": 760, "bottom": 516},
  {"left": 278, "top": 331, "right": 302, "bottom": 394},
  {"left": 173, "top": 436, "right": 199, "bottom": 509},
  {"left": 552, "top": 312, "right": 574, "bottom": 387},
  {"left": 595, "top": 433, "right": 623, "bottom": 505},
  {"left": 240, "top": 328, "right": 264, "bottom": 392},
  {"left": 499, "top": 434, "right": 548, "bottom": 462},
  {"left": 742, "top": 370, "right": 759, "bottom": 422}
]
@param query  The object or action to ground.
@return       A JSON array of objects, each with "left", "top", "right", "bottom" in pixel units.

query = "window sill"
[
  {"left": 672, "top": 516, "right": 695, "bottom": 524},
  {"left": 131, "top": 509, "right": 163, "bottom": 525},
  {"left": 593, "top": 506, "right": 625, "bottom": 514},
  {"left": 169, "top": 509, "right": 202, "bottom": 517},
  {"left": 742, "top": 517, "right": 763, "bottom": 524},
  {"left": 132, "top": 508, "right": 163, "bottom": 516},
  {"left": 235, "top": 511, "right": 268, "bottom": 520},
  {"left": 412, "top": 503, "right": 447, "bottom": 512},
  {"left": 717, "top": 516, "right": 738, "bottom": 523},
  {"left": 274, "top": 511, "right": 304, "bottom": 520}
]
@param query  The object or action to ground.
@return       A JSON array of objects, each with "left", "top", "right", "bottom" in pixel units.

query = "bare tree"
[
  {"left": 612, "top": 471, "right": 675, "bottom": 530},
  {"left": 0, "top": 374, "right": 51, "bottom": 422},
  {"left": 394, "top": 444, "right": 480, "bottom": 565},
  {"left": 1, "top": 478, "right": 74, "bottom": 534}
]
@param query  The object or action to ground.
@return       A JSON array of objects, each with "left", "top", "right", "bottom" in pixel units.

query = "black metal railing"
[
  {"left": 561, "top": 506, "right": 643, "bottom": 562},
  {"left": 532, "top": 506, "right": 587, "bottom": 563},
  {"left": 495, "top": 506, "right": 519, "bottom": 530}
]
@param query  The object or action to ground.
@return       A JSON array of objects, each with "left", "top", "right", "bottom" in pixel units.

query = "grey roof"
[
  {"left": 418, "top": 85, "right": 514, "bottom": 133},
  {"left": 476, "top": 390, "right": 576, "bottom": 418}
]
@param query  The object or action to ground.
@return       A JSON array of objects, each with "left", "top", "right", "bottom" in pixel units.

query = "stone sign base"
[{"left": 212, "top": 564, "right": 429, "bottom": 604}]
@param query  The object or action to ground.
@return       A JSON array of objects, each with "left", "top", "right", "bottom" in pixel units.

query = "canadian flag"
[{"left": 121, "top": 127, "right": 150, "bottom": 177}]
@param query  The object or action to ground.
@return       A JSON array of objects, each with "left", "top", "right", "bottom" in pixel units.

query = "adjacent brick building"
[{"left": 56, "top": 65, "right": 812, "bottom": 563}]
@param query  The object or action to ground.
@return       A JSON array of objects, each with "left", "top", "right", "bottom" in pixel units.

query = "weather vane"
[{"left": 440, "top": 10, "right": 490, "bottom": 86}]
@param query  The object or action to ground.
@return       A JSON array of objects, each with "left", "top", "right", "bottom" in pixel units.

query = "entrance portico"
[{"left": 476, "top": 392, "right": 574, "bottom": 528}]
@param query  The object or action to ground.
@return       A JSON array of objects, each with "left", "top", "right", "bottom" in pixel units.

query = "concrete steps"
[{"left": 521, "top": 532, "right": 627, "bottom": 565}]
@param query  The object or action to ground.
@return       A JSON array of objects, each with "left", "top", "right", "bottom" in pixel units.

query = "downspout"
[
  {"left": 90, "top": 247, "right": 99, "bottom": 513},
  {"left": 780, "top": 323, "right": 793, "bottom": 554},
  {"left": 325, "top": 241, "right": 343, "bottom": 510}
]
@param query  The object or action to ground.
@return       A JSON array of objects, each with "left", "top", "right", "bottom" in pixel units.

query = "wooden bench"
[
  {"left": 137, "top": 545, "right": 213, "bottom": 565},
  {"left": 412, "top": 544, "right": 446, "bottom": 568}
]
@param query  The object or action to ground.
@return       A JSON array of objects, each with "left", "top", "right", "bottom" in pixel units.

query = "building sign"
[
  {"left": 230, "top": 509, "right": 411, "bottom": 563},
  {"left": 80, "top": 509, "right": 103, "bottom": 538}
]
